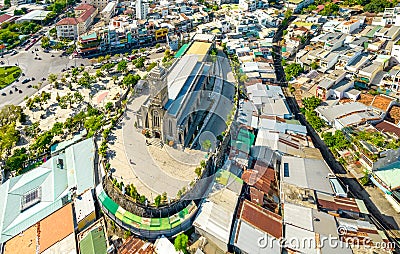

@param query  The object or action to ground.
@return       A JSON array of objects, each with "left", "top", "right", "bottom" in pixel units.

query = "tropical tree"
[
  {"left": 0, "top": 105, "right": 22, "bottom": 126},
  {"left": 84, "top": 115, "right": 103, "bottom": 137},
  {"left": 96, "top": 70, "right": 103, "bottom": 78},
  {"left": 5, "top": 147, "right": 27, "bottom": 173},
  {"left": 123, "top": 74, "right": 141, "bottom": 87},
  {"left": 154, "top": 195, "right": 162, "bottom": 207},
  {"left": 41, "top": 36, "right": 50, "bottom": 48},
  {"left": 302, "top": 96, "right": 322, "bottom": 111},
  {"left": 117, "top": 60, "right": 128, "bottom": 72},
  {"left": 195, "top": 167, "right": 202, "bottom": 177},
  {"left": 48, "top": 73, "right": 58, "bottom": 83},
  {"left": 105, "top": 102, "right": 113, "bottom": 111},
  {"left": 51, "top": 122, "right": 64, "bottom": 136},
  {"left": 174, "top": 233, "right": 188, "bottom": 253},
  {"left": 135, "top": 57, "right": 145, "bottom": 68},
  {"left": 0, "top": 123, "right": 19, "bottom": 159},
  {"left": 146, "top": 62, "right": 157, "bottom": 72},
  {"left": 97, "top": 56, "right": 105, "bottom": 63},
  {"left": 202, "top": 139, "right": 212, "bottom": 151},
  {"left": 284, "top": 63, "right": 303, "bottom": 81}
]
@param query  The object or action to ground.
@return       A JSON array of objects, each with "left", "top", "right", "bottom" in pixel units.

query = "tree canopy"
[
  {"left": 319, "top": 3, "right": 339, "bottom": 16},
  {"left": 123, "top": 74, "right": 141, "bottom": 87},
  {"left": 284, "top": 63, "right": 303, "bottom": 81},
  {"left": 322, "top": 131, "right": 351, "bottom": 150},
  {"left": 174, "top": 233, "right": 188, "bottom": 253},
  {"left": 302, "top": 96, "right": 322, "bottom": 111},
  {"left": 0, "top": 105, "right": 22, "bottom": 126},
  {"left": 0, "top": 123, "right": 19, "bottom": 159},
  {"left": 117, "top": 60, "right": 128, "bottom": 72}
]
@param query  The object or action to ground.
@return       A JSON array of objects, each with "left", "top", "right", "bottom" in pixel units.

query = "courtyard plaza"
[{"left": 108, "top": 86, "right": 206, "bottom": 200}]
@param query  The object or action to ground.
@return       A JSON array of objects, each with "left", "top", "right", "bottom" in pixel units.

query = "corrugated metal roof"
[
  {"left": 174, "top": 44, "right": 189, "bottom": 58},
  {"left": 281, "top": 156, "right": 334, "bottom": 194},
  {"left": 284, "top": 203, "right": 313, "bottom": 231},
  {"left": 233, "top": 220, "right": 281, "bottom": 254},
  {"left": 79, "top": 227, "right": 107, "bottom": 254},
  {"left": 0, "top": 138, "right": 95, "bottom": 243}
]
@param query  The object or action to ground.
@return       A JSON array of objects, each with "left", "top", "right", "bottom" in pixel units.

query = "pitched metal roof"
[{"left": 79, "top": 227, "right": 107, "bottom": 254}]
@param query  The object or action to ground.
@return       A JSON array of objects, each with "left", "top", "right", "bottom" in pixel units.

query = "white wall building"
[
  {"left": 239, "top": 0, "right": 258, "bottom": 12},
  {"left": 136, "top": 0, "right": 149, "bottom": 20},
  {"left": 101, "top": 1, "right": 116, "bottom": 22},
  {"left": 341, "top": 19, "right": 360, "bottom": 34},
  {"left": 391, "top": 42, "right": 400, "bottom": 64}
]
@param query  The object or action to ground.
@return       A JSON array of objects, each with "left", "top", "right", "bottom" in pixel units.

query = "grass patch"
[{"left": 0, "top": 66, "right": 21, "bottom": 89}]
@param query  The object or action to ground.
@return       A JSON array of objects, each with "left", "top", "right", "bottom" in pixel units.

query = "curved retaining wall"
[{"left": 96, "top": 185, "right": 199, "bottom": 240}]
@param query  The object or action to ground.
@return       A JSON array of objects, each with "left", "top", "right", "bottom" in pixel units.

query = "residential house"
[
  {"left": 3, "top": 204, "right": 76, "bottom": 254},
  {"left": 286, "top": 0, "right": 315, "bottom": 13},
  {"left": 193, "top": 171, "right": 243, "bottom": 252},
  {"left": 356, "top": 61, "right": 384, "bottom": 86},
  {"left": 239, "top": 0, "right": 258, "bottom": 12},
  {"left": 283, "top": 202, "right": 353, "bottom": 254},
  {"left": 340, "top": 19, "right": 360, "bottom": 34},
  {"left": 74, "top": 190, "right": 96, "bottom": 232},
  {"left": 315, "top": 102, "right": 383, "bottom": 129},
  {"left": 100, "top": 1, "right": 116, "bottom": 22},
  {"left": 231, "top": 200, "right": 282, "bottom": 254},
  {"left": 246, "top": 84, "right": 292, "bottom": 119},
  {"left": 0, "top": 138, "right": 96, "bottom": 243}
]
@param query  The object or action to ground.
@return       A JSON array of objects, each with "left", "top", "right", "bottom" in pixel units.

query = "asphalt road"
[
  {"left": 191, "top": 52, "right": 236, "bottom": 149},
  {"left": 0, "top": 46, "right": 90, "bottom": 109}
]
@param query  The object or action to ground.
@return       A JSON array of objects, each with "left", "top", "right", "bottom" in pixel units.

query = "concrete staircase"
[{"left": 148, "top": 138, "right": 163, "bottom": 149}]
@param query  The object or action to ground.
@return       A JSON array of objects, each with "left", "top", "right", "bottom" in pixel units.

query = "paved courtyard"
[{"left": 109, "top": 91, "right": 206, "bottom": 199}]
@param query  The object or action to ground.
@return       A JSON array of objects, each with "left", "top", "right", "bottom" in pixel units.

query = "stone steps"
[{"left": 148, "top": 138, "right": 163, "bottom": 149}]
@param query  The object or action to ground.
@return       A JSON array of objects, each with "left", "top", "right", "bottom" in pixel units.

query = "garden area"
[
  {"left": 0, "top": 22, "right": 41, "bottom": 49},
  {"left": 0, "top": 66, "right": 21, "bottom": 89}
]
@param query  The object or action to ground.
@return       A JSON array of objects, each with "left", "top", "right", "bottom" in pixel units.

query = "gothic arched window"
[{"left": 153, "top": 110, "right": 160, "bottom": 128}]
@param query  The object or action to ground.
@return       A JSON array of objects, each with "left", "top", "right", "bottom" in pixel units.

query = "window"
[
  {"left": 21, "top": 187, "right": 42, "bottom": 211},
  {"left": 153, "top": 110, "right": 160, "bottom": 128},
  {"left": 169, "top": 120, "right": 172, "bottom": 135},
  {"left": 283, "top": 163, "right": 289, "bottom": 177}
]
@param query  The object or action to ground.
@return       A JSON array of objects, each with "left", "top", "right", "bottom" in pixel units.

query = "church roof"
[{"left": 147, "top": 64, "right": 166, "bottom": 80}]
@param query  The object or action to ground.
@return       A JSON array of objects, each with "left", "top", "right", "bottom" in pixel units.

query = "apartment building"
[
  {"left": 56, "top": 4, "right": 98, "bottom": 39},
  {"left": 136, "top": 0, "right": 149, "bottom": 20}
]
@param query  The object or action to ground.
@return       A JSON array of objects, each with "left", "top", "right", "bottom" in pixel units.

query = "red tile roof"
[
  {"left": 371, "top": 95, "right": 393, "bottom": 111},
  {"left": 74, "top": 3, "right": 93, "bottom": 11},
  {"left": 77, "top": 5, "right": 96, "bottom": 23},
  {"left": 388, "top": 105, "right": 400, "bottom": 124},
  {"left": 240, "top": 200, "right": 282, "bottom": 238},
  {"left": 57, "top": 4, "right": 95, "bottom": 25},
  {"left": 0, "top": 14, "right": 12, "bottom": 23},
  {"left": 56, "top": 17, "right": 78, "bottom": 26}
]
